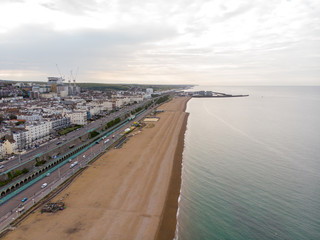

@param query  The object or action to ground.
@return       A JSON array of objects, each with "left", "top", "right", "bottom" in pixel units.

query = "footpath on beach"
[{"left": 3, "top": 96, "right": 190, "bottom": 240}]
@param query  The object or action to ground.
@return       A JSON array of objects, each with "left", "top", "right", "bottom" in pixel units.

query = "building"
[
  {"left": 17, "top": 114, "right": 43, "bottom": 122},
  {"left": 145, "top": 88, "right": 153, "bottom": 99},
  {"left": 50, "top": 117, "right": 71, "bottom": 131},
  {"left": 2, "top": 139, "right": 17, "bottom": 155},
  {"left": 67, "top": 111, "right": 87, "bottom": 125},
  {"left": 146, "top": 88, "right": 153, "bottom": 94},
  {"left": 25, "top": 121, "right": 51, "bottom": 147},
  {"left": 0, "top": 143, "right": 6, "bottom": 159},
  {"left": 12, "top": 130, "right": 28, "bottom": 150}
]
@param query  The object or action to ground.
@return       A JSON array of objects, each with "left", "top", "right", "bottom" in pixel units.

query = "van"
[{"left": 41, "top": 183, "right": 47, "bottom": 189}]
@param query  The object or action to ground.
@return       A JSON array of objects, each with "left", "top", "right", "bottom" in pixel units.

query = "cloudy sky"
[{"left": 0, "top": 0, "right": 319, "bottom": 85}]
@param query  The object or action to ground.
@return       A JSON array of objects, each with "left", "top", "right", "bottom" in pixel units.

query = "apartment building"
[
  {"left": 25, "top": 121, "right": 51, "bottom": 147},
  {"left": 12, "top": 130, "right": 28, "bottom": 150},
  {"left": 67, "top": 111, "right": 87, "bottom": 125},
  {"left": 50, "top": 117, "right": 71, "bottom": 131},
  {"left": 17, "top": 114, "right": 43, "bottom": 122}
]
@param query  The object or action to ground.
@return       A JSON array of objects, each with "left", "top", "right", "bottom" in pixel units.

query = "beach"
[{"left": 3, "top": 96, "right": 190, "bottom": 240}]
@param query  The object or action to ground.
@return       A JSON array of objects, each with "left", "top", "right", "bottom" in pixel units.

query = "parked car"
[
  {"left": 0, "top": 165, "right": 4, "bottom": 169},
  {"left": 45, "top": 172, "right": 50, "bottom": 177},
  {"left": 21, "top": 197, "right": 27, "bottom": 203},
  {"left": 41, "top": 183, "right": 48, "bottom": 189}
]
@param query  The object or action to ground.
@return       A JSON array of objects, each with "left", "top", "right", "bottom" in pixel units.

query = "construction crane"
[{"left": 56, "top": 64, "right": 65, "bottom": 81}]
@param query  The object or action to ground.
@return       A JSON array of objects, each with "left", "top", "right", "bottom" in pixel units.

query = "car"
[
  {"left": 56, "top": 142, "right": 62, "bottom": 145},
  {"left": 21, "top": 197, "right": 27, "bottom": 203},
  {"left": 41, "top": 183, "right": 47, "bottom": 189},
  {"left": 45, "top": 172, "right": 50, "bottom": 177},
  {"left": 104, "top": 139, "right": 110, "bottom": 144},
  {"left": 68, "top": 159, "right": 72, "bottom": 163},
  {"left": 0, "top": 165, "right": 4, "bottom": 169}
]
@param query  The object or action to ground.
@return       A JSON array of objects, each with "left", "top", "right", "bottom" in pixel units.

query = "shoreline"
[
  {"left": 155, "top": 110, "right": 189, "bottom": 240},
  {"left": 2, "top": 97, "right": 190, "bottom": 240}
]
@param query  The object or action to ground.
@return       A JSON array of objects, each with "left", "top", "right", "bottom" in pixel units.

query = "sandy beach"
[{"left": 3, "top": 96, "right": 190, "bottom": 240}]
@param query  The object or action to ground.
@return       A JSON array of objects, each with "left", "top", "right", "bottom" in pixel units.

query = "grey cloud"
[
  {"left": 0, "top": 23, "right": 177, "bottom": 74},
  {"left": 221, "top": 1, "right": 254, "bottom": 19},
  {"left": 40, "top": 0, "right": 99, "bottom": 15}
]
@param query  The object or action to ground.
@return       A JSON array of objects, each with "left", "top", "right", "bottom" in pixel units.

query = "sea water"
[{"left": 175, "top": 86, "right": 320, "bottom": 240}]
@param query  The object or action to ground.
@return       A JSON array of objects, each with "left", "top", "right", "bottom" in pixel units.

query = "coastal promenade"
[{"left": 2, "top": 96, "right": 190, "bottom": 240}]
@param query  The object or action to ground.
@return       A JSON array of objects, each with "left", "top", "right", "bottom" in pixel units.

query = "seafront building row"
[{"left": 0, "top": 78, "right": 155, "bottom": 159}]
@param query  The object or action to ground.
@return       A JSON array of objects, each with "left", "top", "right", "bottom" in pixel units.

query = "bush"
[
  {"left": 156, "top": 95, "right": 170, "bottom": 105},
  {"left": 35, "top": 160, "right": 46, "bottom": 167},
  {"left": 89, "top": 131, "right": 99, "bottom": 139}
]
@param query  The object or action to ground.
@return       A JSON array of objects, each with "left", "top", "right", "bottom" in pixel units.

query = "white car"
[
  {"left": 41, "top": 183, "right": 48, "bottom": 189},
  {"left": 0, "top": 165, "right": 4, "bottom": 169}
]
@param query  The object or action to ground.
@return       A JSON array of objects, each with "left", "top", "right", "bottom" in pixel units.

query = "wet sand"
[{"left": 3, "top": 97, "right": 190, "bottom": 240}]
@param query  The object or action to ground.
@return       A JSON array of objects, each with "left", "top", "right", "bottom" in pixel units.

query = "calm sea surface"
[{"left": 175, "top": 86, "right": 320, "bottom": 240}]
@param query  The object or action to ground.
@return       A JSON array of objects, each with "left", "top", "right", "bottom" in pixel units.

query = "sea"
[{"left": 175, "top": 86, "right": 320, "bottom": 240}]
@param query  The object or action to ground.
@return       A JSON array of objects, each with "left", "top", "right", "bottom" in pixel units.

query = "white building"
[
  {"left": 102, "top": 101, "right": 113, "bottom": 111},
  {"left": 146, "top": 88, "right": 153, "bottom": 94},
  {"left": 17, "top": 114, "right": 43, "bottom": 122},
  {"left": 145, "top": 88, "right": 153, "bottom": 99},
  {"left": 25, "top": 121, "right": 51, "bottom": 147},
  {"left": 129, "top": 96, "right": 144, "bottom": 103},
  {"left": 89, "top": 106, "right": 101, "bottom": 116},
  {"left": 12, "top": 130, "right": 28, "bottom": 150},
  {"left": 67, "top": 111, "right": 87, "bottom": 125}
]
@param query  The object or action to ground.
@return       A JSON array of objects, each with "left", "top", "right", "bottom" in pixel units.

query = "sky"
[{"left": 0, "top": 0, "right": 319, "bottom": 85}]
